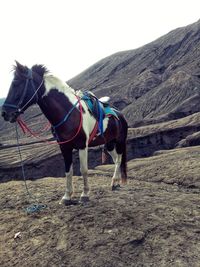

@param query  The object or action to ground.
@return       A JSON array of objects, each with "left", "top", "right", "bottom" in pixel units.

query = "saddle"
[{"left": 81, "top": 91, "right": 118, "bottom": 135}]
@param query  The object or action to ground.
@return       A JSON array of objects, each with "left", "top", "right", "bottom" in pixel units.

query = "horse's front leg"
[
  {"left": 79, "top": 148, "right": 90, "bottom": 203},
  {"left": 59, "top": 148, "right": 74, "bottom": 205}
]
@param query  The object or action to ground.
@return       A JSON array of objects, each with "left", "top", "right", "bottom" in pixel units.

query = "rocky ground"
[{"left": 1, "top": 146, "right": 200, "bottom": 267}]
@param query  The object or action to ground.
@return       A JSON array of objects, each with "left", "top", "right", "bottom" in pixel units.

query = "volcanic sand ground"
[{"left": 1, "top": 146, "right": 200, "bottom": 267}]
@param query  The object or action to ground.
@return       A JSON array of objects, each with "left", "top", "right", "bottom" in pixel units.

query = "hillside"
[
  {"left": 2, "top": 110, "right": 200, "bottom": 181},
  {"left": 1, "top": 147, "right": 200, "bottom": 267},
  {"left": 0, "top": 98, "right": 5, "bottom": 106},
  {"left": 68, "top": 19, "right": 200, "bottom": 127}
]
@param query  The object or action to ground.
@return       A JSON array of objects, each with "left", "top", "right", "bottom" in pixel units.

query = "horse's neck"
[
  {"left": 44, "top": 74, "right": 76, "bottom": 97},
  {"left": 38, "top": 74, "right": 77, "bottom": 125}
]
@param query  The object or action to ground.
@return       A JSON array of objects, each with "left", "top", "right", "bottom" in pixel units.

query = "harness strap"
[
  {"left": 17, "top": 97, "right": 100, "bottom": 146},
  {"left": 3, "top": 103, "right": 18, "bottom": 109},
  {"left": 4, "top": 69, "right": 43, "bottom": 113},
  {"left": 17, "top": 96, "right": 84, "bottom": 145},
  {"left": 55, "top": 96, "right": 83, "bottom": 145},
  {"left": 88, "top": 121, "right": 98, "bottom": 144},
  {"left": 52, "top": 100, "right": 79, "bottom": 129},
  {"left": 97, "top": 100, "right": 104, "bottom": 135},
  {"left": 17, "top": 74, "right": 30, "bottom": 108}
]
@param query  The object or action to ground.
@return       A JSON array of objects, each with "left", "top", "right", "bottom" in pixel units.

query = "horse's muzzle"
[{"left": 1, "top": 110, "right": 19, "bottom": 123}]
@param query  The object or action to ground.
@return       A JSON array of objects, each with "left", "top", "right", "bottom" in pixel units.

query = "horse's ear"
[{"left": 15, "top": 60, "right": 27, "bottom": 74}]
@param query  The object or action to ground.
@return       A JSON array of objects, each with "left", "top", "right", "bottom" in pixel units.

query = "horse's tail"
[{"left": 120, "top": 141, "right": 127, "bottom": 184}]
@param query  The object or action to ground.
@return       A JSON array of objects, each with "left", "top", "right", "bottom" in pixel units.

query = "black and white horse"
[{"left": 2, "top": 62, "right": 128, "bottom": 204}]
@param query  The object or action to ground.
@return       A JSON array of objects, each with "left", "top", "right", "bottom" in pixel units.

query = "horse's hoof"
[
  {"left": 60, "top": 199, "right": 79, "bottom": 206},
  {"left": 80, "top": 196, "right": 90, "bottom": 204},
  {"left": 112, "top": 184, "right": 121, "bottom": 191}
]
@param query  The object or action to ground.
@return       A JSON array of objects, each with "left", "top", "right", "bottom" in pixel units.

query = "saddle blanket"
[
  {"left": 82, "top": 93, "right": 118, "bottom": 118},
  {"left": 81, "top": 92, "right": 118, "bottom": 135}
]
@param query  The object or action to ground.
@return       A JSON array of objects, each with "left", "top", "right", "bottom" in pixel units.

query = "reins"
[
  {"left": 53, "top": 96, "right": 84, "bottom": 145},
  {"left": 15, "top": 95, "right": 97, "bottom": 214},
  {"left": 15, "top": 123, "right": 47, "bottom": 214},
  {"left": 17, "top": 95, "right": 85, "bottom": 145},
  {"left": 5, "top": 68, "right": 98, "bottom": 145},
  {"left": 19, "top": 79, "right": 43, "bottom": 113},
  {"left": 17, "top": 118, "right": 51, "bottom": 135},
  {"left": 6, "top": 68, "right": 99, "bottom": 214}
]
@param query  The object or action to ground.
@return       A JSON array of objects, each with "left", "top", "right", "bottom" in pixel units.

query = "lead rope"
[{"left": 15, "top": 123, "right": 47, "bottom": 214}]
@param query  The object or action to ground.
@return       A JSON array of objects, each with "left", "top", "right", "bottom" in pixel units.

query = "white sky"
[{"left": 0, "top": 0, "right": 200, "bottom": 98}]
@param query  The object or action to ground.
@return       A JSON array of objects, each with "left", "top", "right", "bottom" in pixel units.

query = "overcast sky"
[{"left": 0, "top": 0, "right": 200, "bottom": 98}]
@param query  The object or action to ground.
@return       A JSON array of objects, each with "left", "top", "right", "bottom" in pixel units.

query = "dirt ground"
[{"left": 1, "top": 147, "right": 200, "bottom": 267}]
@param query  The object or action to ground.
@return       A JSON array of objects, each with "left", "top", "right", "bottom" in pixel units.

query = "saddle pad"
[
  {"left": 82, "top": 93, "right": 119, "bottom": 136},
  {"left": 104, "top": 106, "right": 118, "bottom": 119},
  {"left": 83, "top": 97, "right": 118, "bottom": 119}
]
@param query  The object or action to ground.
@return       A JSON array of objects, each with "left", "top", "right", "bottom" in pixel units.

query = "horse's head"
[{"left": 2, "top": 61, "right": 45, "bottom": 123}]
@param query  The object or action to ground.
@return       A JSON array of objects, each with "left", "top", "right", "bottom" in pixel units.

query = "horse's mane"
[
  {"left": 31, "top": 64, "right": 49, "bottom": 77},
  {"left": 13, "top": 61, "right": 49, "bottom": 78},
  {"left": 13, "top": 61, "right": 76, "bottom": 95}
]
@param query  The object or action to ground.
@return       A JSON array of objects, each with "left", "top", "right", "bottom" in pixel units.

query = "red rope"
[
  {"left": 88, "top": 121, "right": 98, "bottom": 144},
  {"left": 54, "top": 96, "right": 83, "bottom": 145},
  {"left": 17, "top": 118, "right": 51, "bottom": 136},
  {"left": 17, "top": 96, "right": 98, "bottom": 145}
]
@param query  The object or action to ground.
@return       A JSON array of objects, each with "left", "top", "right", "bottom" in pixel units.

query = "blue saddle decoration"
[{"left": 82, "top": 92, "right": 118, "bottom": 136}]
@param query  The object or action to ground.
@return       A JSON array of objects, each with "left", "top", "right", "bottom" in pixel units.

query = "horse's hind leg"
[
  {"left": 79, "top": 148, "right": 90, "bottom": 203},
  {"left": 106, "top": 141, "right": 121, "bottom": 190},
  {"left": 116, "top": 141, "right": 127, "bottom": 185}
]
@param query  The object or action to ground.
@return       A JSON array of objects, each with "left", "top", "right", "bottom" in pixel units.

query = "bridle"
[
  {"left": 3, "top": 69, "right": 43, "bottom": 113},
  {"left": 3, "top": 69, "right": 95, "bottom": 144}
]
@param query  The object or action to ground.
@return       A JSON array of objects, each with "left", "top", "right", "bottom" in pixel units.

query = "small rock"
[{"left": 14, "top": 232, "right": 21, "bottom": 239}]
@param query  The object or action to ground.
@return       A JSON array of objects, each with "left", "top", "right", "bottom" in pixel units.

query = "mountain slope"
[
  {"left": 68, "top": 19, "right": 200, "bottom": 126},
  {"left": 0, "top": 98, "right": 5, "bottom": 106}
]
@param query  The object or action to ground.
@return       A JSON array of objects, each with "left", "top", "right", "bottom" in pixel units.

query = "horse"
[{"left": 1, "top": 61, "right": 128, "bottom": 205}]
